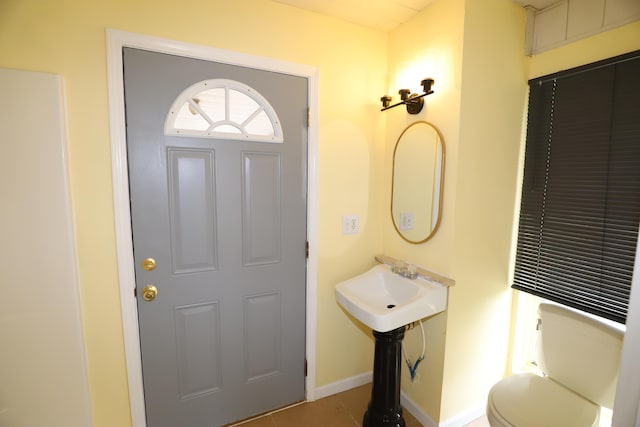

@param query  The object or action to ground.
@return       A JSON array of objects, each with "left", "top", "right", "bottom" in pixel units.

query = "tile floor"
[{"left": 227, "top": 383, "right": 489, "bottom": 427}]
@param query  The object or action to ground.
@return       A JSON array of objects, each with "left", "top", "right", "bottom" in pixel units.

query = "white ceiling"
[
  {"left": 272, "top": 0, "right": 436, "bottom": 32},
  {"left": 273, "top": 0, "right": 560, "bottom": 32}
]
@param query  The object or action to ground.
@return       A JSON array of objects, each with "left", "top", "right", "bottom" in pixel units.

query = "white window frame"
[{"left": 165, "top": 78, "right": 284, "bottom": 143}]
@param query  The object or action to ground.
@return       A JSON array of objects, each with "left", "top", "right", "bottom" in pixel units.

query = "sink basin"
[{"left": 335, "top": 264, "right": 448, "bottom": 332}]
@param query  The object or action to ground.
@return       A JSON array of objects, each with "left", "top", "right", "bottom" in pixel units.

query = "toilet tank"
[{"left": 537, "top": 302, "right": 624, "bottom": 408}]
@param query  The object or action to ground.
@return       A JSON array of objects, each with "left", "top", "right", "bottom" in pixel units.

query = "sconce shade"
[
  {"left": 381, "top": 95, "right": 392, "bottom": 109},
  {"left": 421, "top": 78, "right": 434, "bottom": 93}
]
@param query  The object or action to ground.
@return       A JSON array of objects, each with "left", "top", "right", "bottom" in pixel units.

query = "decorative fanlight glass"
[{"left": 165, "top": 79, "right": 283, "bottom": 143}]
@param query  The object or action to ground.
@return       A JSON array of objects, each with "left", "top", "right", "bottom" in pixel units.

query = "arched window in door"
[{"left": 165, "top": 79, "right": 283, "bottom": 143}]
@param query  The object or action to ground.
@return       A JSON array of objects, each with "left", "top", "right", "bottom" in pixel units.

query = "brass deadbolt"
[{"left": 142, "top": 258, "right": 157, "bottom": 271}]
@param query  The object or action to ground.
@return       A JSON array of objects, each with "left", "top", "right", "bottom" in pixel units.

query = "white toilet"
[{"left": 487, "top": 302, "right": 624, "bottom": 427}]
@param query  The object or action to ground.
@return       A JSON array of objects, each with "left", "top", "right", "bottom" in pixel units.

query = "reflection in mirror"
[{"left": 391, "top": 121, "right": 445, "bottom": 244}]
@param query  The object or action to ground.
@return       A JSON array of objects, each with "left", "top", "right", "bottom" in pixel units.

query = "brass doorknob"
[{"left": 142, "top": 285, "right": 158, "bottom": 302}]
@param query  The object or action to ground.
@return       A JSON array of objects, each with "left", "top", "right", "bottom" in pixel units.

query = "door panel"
[
  {"left": 244, "top": 292, "right": 282, "bottom": 381},
  {"left": 175, "top": 301, "right": 223, "bottom": 399},
  {"left": 123, "top": 48, "right": 307, "bottom": 427},
  {"left": 242, "top": 152, "right": 282, "bottom": 265},
  {"left": 168, "top": 148, "right": 218, "bottom": 273}
]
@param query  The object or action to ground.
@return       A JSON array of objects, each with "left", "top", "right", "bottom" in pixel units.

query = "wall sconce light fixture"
[{"left": 381, "top": 78, "right": 434, "bottom": 114}]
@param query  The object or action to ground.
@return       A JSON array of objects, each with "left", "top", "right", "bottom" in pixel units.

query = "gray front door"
[{"left": 123, "top": 48, "right": 307, "bottom": 427}]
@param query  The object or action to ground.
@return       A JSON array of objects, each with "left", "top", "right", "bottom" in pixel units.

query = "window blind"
[{"left": 513, "top": 50, "right": 640, "bottom": 324}]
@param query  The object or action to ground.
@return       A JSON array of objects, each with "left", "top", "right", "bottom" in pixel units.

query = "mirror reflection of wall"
[{"left": 391, "top": 121, "right": 445, "bottom": 243}]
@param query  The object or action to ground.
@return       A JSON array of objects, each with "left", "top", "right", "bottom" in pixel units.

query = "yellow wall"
[
  {"left": 385, "top": 0, "right": 527, "bottom": 421},
  {"left": 386, "top": 0, "right": 465, "bottom": 419},
  {"left": 443, "top": 0, "right": 527, "bottom": 420},
  {"left": 0, "top": 1, "right": 387, "bottom": 425}
]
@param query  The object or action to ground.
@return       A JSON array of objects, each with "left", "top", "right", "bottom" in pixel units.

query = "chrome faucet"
[{"left": 392, "top": 262, "right": 418, "bottom": 280}]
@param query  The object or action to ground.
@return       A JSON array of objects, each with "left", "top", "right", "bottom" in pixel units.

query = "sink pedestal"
[{"left": 363, "top": 326, "right": 406, "bottom": 427}]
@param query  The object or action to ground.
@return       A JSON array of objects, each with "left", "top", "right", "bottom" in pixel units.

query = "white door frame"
[{"left": 106, "top": 29, "right": 319, "bottom": 427}]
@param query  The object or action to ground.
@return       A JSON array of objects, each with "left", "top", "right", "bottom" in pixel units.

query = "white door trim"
[{"left": 106, "top": 29, "right": 319, "bottom": 427}]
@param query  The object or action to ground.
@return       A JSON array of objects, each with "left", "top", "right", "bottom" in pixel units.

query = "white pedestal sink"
[
  {"left": 335, "top": 261, "right": 451, "bottom": 427},
  {"left": 335, "top": 263, "right": 448, "bottom": 332}
]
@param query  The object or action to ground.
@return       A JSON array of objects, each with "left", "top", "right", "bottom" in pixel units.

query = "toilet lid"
[{"left": 488, "top": 373, "right": 599, "bottom": 427}]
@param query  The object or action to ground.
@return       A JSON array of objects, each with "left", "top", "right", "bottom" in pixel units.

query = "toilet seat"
[{"left": 486, "top": 373, "right": 600, "bottom": 427}]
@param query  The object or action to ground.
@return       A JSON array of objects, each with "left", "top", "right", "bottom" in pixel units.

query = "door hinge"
[
  {"left": 305, "top": 241, "right": 309, "bottom": 259},
  {"left": 304, "top": 359, "right": 308, "bottom": 377},
  {"left": 307, "top": 108, "right": 310, "bottom": 127},
  {"left": 134, "top": 287, "right": 137, "bottom": 298}
]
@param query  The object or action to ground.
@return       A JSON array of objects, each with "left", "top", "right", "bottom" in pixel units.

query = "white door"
[
  {"left": 0, "top": 68, "right": 92, "bottom": 427},
  {"left": 123, "top": 48, "right": 308, "bottom": 427}
]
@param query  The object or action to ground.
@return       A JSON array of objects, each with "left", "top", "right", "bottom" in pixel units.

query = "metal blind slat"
[{"left": 512, "top": 50, "right": 640, "bottom": 325}]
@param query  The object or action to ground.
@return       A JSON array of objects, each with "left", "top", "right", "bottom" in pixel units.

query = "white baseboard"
[
  {"left": 400, "top": 392, "right": 438, "bottom": 427},
  {"left": 439, "top": 403, "right": 486, "bottom": 427},
  {"left": 314, "top": 371, "right": 373, "bottom": 400},
  {"left": 314, "top": 373, "right": 485, "bottom": 427}
]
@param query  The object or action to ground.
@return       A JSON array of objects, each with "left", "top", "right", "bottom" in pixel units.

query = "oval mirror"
[{"left": 391, "top": 121, "right": 445, "bottom": 243}]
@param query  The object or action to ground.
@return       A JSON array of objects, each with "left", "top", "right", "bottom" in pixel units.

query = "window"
[
  {"left": 512, "top": 50, "right": 640, "bottom": 324},
  {"left": 165, "top": 79, "right": 283, "bottom": 143}
]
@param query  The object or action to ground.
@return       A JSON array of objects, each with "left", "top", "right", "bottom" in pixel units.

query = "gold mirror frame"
[{"left": 391, "top": 121, "right": 445, "bottom": 244}]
